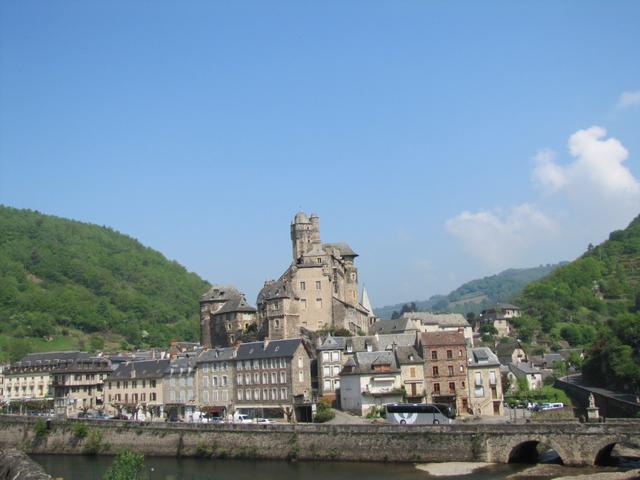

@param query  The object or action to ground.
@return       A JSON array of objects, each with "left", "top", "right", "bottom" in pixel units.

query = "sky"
[{"left": 1, "top": 1, "right": 639, "bottom": 308}]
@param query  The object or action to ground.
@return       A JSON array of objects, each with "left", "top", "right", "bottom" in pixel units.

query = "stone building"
[
  {"left": 467, "top": 347, "right": 504, "bottom": 416},
  {"left": 316, "top": 333, "right": 417, "bottom": 400},
  {"left": 395, "top": 345, "right": 425, "bottom": 403},
  {"left": 104, "top": 359, "right": 169, "bottom": 420},
  {"left": 479, "top": 303, "right": 522, "bottom": 338},
  {"left": 2, "top": 352, "right": 110, "bottom": 416},
  {"left": 163, "top": 356, "right": 198, "bottom": 421},
  {"left": 196, "top": 347, "right": 235, "bottom": 418},
  {"left": 339, "top": 350, "right": 403, "bottom": 415},
  {"left": 200, "top": 285, "right": 258, "bottom": 348},
  {"left": 234, "top": 338, "right": 312, "bottom": 420},
  {"left": 422, "top": 331, "right": 470, "bottom": 415},
  {"left": 257, "top": 212, "right": 375, "bottom": 340},
  {"left": 370, "top": 313, "right": 473, "bottom": 345}
]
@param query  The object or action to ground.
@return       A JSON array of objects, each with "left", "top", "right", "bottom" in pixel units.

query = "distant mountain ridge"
[
  {"left": 0, "top": 205, "right": 210, "bottom": 361},
  {"left": 375, "top": 263, "right": 566, "bottom": 319}
]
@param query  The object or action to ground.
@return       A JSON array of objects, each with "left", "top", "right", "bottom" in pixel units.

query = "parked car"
[{"left": 256, "top": 418, "right": 272, "bottom": 424}]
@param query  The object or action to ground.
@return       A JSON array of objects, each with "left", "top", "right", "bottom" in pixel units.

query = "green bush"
[
  {"left": 73, "top": 422, "right": 89, "bottom": 439},
  {"left": 84, "top": 429, "right": 104, "bottom": 455},
  {"left": 313, "top": 399, "right": 335, "bottom": 423},
  {"left": 103, "top": 451, "right": 148, "bottom": 480},
  {"left": 34, "top": 419, "right": 48, "bottom": 438}
]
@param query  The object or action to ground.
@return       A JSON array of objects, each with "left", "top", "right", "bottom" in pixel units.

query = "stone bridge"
[{"left": 0, "top": 415, "right": 638, "bottom": 467}]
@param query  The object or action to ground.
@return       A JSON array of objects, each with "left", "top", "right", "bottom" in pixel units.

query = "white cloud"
[
  {"left": 447, "top": 126, "right": 640, "bottom": 268},
  {"left": 445, "top": 204, "right": 557, "bottom": 269},
  {"left": 617, "top": 91, "right": 640, "bottom": 109}
]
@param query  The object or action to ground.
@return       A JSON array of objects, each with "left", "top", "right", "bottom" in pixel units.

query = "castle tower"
[{"left": 291, "top": 211, "right": 314, "bottom": 261}]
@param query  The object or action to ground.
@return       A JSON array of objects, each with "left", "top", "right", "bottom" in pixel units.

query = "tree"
[{"left": 103, "top": 451, "right": 148, "bottom": 480}]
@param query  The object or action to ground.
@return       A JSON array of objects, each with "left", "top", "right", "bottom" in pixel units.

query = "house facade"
[
  {"left": 339, "top": 350, "right": 403, "bottom": 415},
  {"left": 200, "top": 285, "right": 258, "bottom": 348},
  {"left": 467, "top": 347, "right": 504, "bottom": 416},
  {"left": 422, "top": 331, "right": 470, "bottom": 415},
  {"left": 234, "top": 339, "right": 312, "bottom": 420},
  {"left": 196, "top": 347, "right": 235, "bottom": 418},
  {"left": 104, "top": 359, "right": 169, "bottom": 420},
  {"left": 163, "top": 356, "right": 198, "bottom": 421}
]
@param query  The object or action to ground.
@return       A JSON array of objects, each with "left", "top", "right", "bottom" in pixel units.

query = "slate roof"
[
  {"left": 201, "top": 285, "right": 241, "bottom": 302},
  {"left": 15, "top": 351, "right": 90, "bottom": 366},
  {"left": 324, "top": 242, "right": 358, "bottom": 258},
  {"left": 509, "top": 362, "right": 541, "bottom": 378},
  {"left": 468, "top": 347, "right": 500, "bottom": 367},
  {"left": 257, "top": 277, "right": 294, "bottom": 302},
  {"left": 107, "top": 359, "right": 170, "bottom": 380},
  {"left": 165, "top": 356, "right": 197, "bottom": 375},
  {"left": 342, "top": 351, "right": 399, "bottom": 375},
  {"left": 369, "top": 318, "right": 416, "bottom": 334},
  {"left": 197, "top": 347, "right": 236, "bottom": 363},
  {"left": 421, "top": 331, "right": 466, "bottom": 347},
  {"left": 318, "top": 335, "right": 347, "bottom": 351},
  {"left": 394, "top": 346, "right": 423, "bottom": 365},
  {"left": 214, "top": 295, "right": 257, "bottom": 315},
  {"left": 402, "top": 312, "right": 470, "bottom": 328},
  {"left": 235, "top": 339, "right": 303, "bottom": 360}
]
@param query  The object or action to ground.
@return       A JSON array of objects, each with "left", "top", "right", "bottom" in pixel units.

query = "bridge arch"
[
  {"left": 505, "top": 436, "right": 568, "bottom": 465},
  {"left": 593, "top": 437, "right": 639, "bottom": 466}
]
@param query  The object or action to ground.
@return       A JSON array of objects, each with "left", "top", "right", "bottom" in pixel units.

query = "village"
[{"left": 0, "top": 212, "right": 575, "bottom": 424}]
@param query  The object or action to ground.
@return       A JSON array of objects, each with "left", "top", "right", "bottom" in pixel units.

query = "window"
[
  {"left": 279, "top": 371, "right": 286, "bottom": 383},
  {"left": 274, "top": 319, "right": 280, "bottom": 328},
  {"left": 298, "top": 356, "right": 303, "bottom": 368},
  {"left": 238, "top": 389, "right": 244, "bottom": 401},
  {"left": 489, "top": 371, "right": 496, "bottom": 385},
  {"left": 280, "top": 388, "right": 287, "bottom": 399},
  {"left": 322, "top": 352, "right": 330, "bottom": 362},
  {"left": 254, "top": 373, "right": 259, "bottom": 383},
  {"left": 331, "top": 351, "right": 340, "bottom": 362},
  {"left": 448, "top": 382, "right": 456, "bottom": 393},
  {"left": 334, "top": 379, "right": 340, "bottom": 389},
  {"left": 459, "top": 365, "right": 465, "bottom": 373},
  {"left": 151, "top": 380, "right": 156, "bottom": 388},
  {"left": 410, "top": 367, "right": 416, "bottom": 377},
  {"left": 323, "top": 366, "right": 330, "bottom": 376},
  {"left": 204, "top": 391, "right": 209, "bottom": 403},
  {"left": 433, "top": 383, "right": 440, "bottom": 393},
  {"left": 459, "top": 349, "right": 463, "bottom": 357},
  {"left": 237, "top": 375, "right": 243, "bottom": 385},
  {"left": 298, "top": 371, "right": 304, "bottom": 382},
  {"left": 300, "top": 281, "right": 306, "bottom": 291},
  {"left": 263, "top": 373, "right": 269, "bottom": 384},
  {"left": 316, "top": 257, "right": 322, "bottom": 264},
  {"left": 332, "top": 365, "right": 340, "bottom": 376},
  {"left": 254, "top": 389, "right": 260, "bottom": 400},
  {"left": 271, "top": 388, "right": 277, "bottom": 400},
  {"left": 245, "top": 374, "right": 251, "bottom": 385},
  {"left": 223, "top": 376, "right": 228, "bottom": 386},
  {"left": 300, "top": 299, "right": 307, "bottom": 310},
  {"left": 170, "top": 391, "right": 176, "bottom": 401},
  {"left": 315, "top": 281, "right": 321, "bottom": 290},
  {"left": 432, "top": 366, "right": 439, "bottom": 377},
  {"left": 213, "top": 377, "right": 219, "bottom": 387},
  {"left": 316, "top": 298, "right": 322, "bottom": 309},
  {"left": 448, "top": 366, "right": 454, "bottom": 376},
  {"left": 279, "top": 358, "right": 286, "bottom": 368},
  {"left": 323, "top": 380, "right": 331, "bottom": 391},
  {"left": 263, "top": 388, "right": 268, "bottom": 400},
  {"left": 475, "top": 372, "right": 482, "bottom": 386},
  {"left": 203, "top": 376, "right": 209, "bottom": 387},
  {"left": 271, "top": 372, "right": 277, "bottom": 383},
  {"left": 141, "top": 393, "right": 146, "bottom": 402},
  {"left": 431, "top": 351, "right": 437, "bottom": 360},
  {"left": 446, "top": 350, "right": 453, "bottom": 359}
]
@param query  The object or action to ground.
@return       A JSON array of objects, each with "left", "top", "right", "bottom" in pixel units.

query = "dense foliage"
[
  {"left": 378, "top": 264, "right": 563, "bottom": 319},
  {"left": 516, "top": 214, "right": 640, "bottom": 394},
  {"left": 0, "top": 206, "right": 210, "bottom": 360},
  {"left": 103, "top": 451, "right": 148, "bottom": 480}
]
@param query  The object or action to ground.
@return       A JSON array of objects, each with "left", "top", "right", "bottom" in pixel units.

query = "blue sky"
[{"left": 1, "top": 1, "right": 639, "bottom": 307}]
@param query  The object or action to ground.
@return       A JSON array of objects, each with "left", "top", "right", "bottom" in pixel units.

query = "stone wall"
[
  {"left": 0, "top": 415, "right": 638, "bottom": 467},
  {"left": 555, "top": 378, "right": 640, "bottom": 418},
  {"left": 0, "top": 449, "right": 50, "bottom": 480}
]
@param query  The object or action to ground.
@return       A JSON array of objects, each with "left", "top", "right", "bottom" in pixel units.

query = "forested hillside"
[
  {"left": 515, "top": 214, "right": 640, "bottom": 393},
  {"left": 0, "top": 206, "right": 210, "bottom": 361},
  {"left": 376, "top": 264, "right": 563, "bottom": 319}
]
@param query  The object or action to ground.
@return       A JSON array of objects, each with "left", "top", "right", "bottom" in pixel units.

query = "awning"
[{"left": 201, "top": 406, "right": 225, "bottom": 414}]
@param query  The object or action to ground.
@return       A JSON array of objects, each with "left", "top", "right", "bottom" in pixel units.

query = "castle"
[
  {"left": 200, "top": 212, "right": 376, "bottom": 347},
  {"left": 256, "top": 211, "right": 375, "bottom": 340}
]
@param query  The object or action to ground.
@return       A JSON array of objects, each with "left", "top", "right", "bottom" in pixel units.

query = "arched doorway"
[{"left": 508, "top": 440, "right": 564, "bottom": 465}]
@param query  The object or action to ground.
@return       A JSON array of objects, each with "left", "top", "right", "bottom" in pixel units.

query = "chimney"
[{"left": 169, "top": 339, "right": 178, "bottom": 360}]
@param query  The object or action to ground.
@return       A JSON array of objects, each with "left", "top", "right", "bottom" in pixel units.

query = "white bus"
[{"left": 385, "top": 403, "right": 452, "bottom": 425}]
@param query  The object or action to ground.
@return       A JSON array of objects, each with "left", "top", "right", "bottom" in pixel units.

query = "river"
[{"left": 32, "top": 455, "right": 636, "bottom": 480}]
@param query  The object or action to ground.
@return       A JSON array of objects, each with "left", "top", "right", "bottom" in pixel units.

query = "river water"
[{"left": 32, "top": 455, "right": 635, "bottom": 480}]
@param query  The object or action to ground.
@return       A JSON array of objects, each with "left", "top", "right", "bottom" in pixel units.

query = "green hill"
[
  {"left": 515, "top": 214, "right": 640, "bottom": 393},
  {"left": 0, "top": 205, "right": 210, "bottom": 361},
  {"left": 375, "top": 264, "right": 564, "bottom": 319}
]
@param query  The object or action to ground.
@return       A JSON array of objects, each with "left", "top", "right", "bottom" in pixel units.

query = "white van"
[
  {"left": 541, "top": 402, "right": 564, "bottom": 411},
  {"left": 231, "top": 413, "right": 253, "bottom": 423}
]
